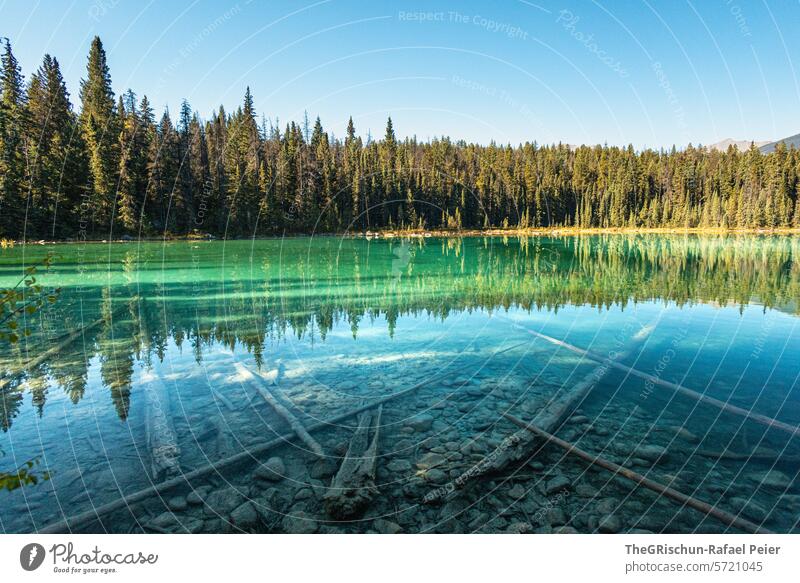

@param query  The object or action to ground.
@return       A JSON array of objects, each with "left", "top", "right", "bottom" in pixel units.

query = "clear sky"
[{"left": 2, "top": 0, "right": 799, "bottom": 148}]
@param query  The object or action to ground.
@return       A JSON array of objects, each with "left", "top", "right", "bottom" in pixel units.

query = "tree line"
[{"left": 2, "top": 36, "right": 800, "bottom": 241}]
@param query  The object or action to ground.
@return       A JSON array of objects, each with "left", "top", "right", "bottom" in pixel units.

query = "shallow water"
[{"left": 1, "top": 235, "right": 799, "bottom": 533}]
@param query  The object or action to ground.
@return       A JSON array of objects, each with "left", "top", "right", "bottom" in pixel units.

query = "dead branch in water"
[
  {"left": 515, "top": 325, "right": 800, "bottom": 439},
  {"left": 234, "top": 361, "right": 325, "bottom": 458},
  {"left": 324, "top": 405, "right": 382, "bottom": 519},
  {"left": 504, "top": 413, "right": 774, "bottom": 534},
  {"left": 37, "top": 341, "right": 529, "bottom": 534}
]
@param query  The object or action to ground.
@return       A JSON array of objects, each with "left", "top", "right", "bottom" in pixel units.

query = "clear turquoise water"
[{"left": 1, "top": 235, "right": 799, "bottom": 533}]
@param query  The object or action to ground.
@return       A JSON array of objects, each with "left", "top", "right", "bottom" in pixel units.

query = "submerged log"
[
  {"left": 504, "top": 414, "right": 774, "bottom": 534},
  {"left": 143, "top": 374, "right": 180, "bottom": 480},
  {"left": 38, "top": 342, "right": 523, "bottom": 534},
  {"left": 324, "top": 405, "right": 382, "bottom": 519},
  {"left": 516, "top": 325, "right": 800, "bottom": 439},
  {"left": 423, "top": 324, "right": 655, "bottom": 503},
  {"left": 695, "top": 448, "right": 800, "bottom": 464},
  {"left": 233, "top": 361, "right": 325, "bottom": 458}
]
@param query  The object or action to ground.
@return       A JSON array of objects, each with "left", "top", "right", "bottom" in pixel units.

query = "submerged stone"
[{"left": 254, "top": 457, "right": 286, "bottom": 482}]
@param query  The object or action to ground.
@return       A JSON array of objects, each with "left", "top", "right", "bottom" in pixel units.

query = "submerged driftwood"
[
  {"left": 233, "top": 361, "right": 325, "bottom": 458},
  {"left": 143, "top": 374, "right": 180, "bottom": 480},
  {"left": 423, "top": 325, "right": 655, "bottom": 503},
  {"left": 38, "top": 342, "right": 527, "bottom": 533},
  {"left": 517, "top": 326, "right": 800, "bottom": 439},
  {"left": 324, "top": 405, "right": 383, "bottom": 519},
  {"left": 504, "top": 414, "right": 774, "bottom": 534},
  {"left": 38, "top": 368, "right": 456, "bottom": 533}
]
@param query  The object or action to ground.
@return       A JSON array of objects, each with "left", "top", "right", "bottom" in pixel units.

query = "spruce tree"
[
  {"left": 79, "top": 36, "right": 118, "bottom": 234},
  {"left": 0, "top": 39, "right": 27, "bottom": 238}
]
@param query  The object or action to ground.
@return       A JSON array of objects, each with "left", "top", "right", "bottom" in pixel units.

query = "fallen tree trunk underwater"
[
  {"left": 234, "top": 361, "right": 325, "bottom": 458},
  {"left": 514, "top": 324, "right": 800, "bottom": 439},
  {"left": 422, "top": 322, "right": 656, "bottom": 503},
  {"left": 503, "top": 414, "right": 774, "bottom": 534},
  {"left": 38, "top": 340, "right": 529, "bottom": 533},
  {"left": 323, "top": 405, "right": 382, "bottom": 519}
]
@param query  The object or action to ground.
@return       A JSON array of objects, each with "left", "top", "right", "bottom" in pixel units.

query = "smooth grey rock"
[
  {"left": 598, "top": 515, "right": 621, "bottom": 533},
  {"left": 254, "top": 457, "right": 286, "bottom": 482},
  {"left": 575, "top": 483, "right": 598, "bottom": 498},
  {"left": 282, "top": 510, "right": 318, "bottom": 534},
  {"left": 416, "top": 452, "right": 446, "bottom": 470},
  {"left": 230, "top": 501, "right": 260, "bottom": 529},
  {"left": 373, "top": 519, "right": 403, "bottom": 534},
  {"left": 635, "top": 445, "right": 668, "bottom": 462},
  {"left": 508, "top": 484, "right": 526, "bottom": 500},
  {"left": 387, "top": 459, "right": 413, "bottom": 473},
  {"left": 545, "top": 475, "right": 572, "bottom": 495},
  {"left": 203, "top": 487, "right": 245, "bottom": 517},
  {"left": 424, "top": 468, "right": 448, "bottom": 484},
  {"left": 186, "top": 486, "right": 211, "bottom": 506},
  {"left": 407, "top": 414, "right": 434, "bottom": 432},
  {"left": 167, "top": 496, "right": 188, "bottom": 511}
]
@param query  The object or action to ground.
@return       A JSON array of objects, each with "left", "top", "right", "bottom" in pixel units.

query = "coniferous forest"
[{"left": 2, "top": 36, "right": 800, "bottom": 241}]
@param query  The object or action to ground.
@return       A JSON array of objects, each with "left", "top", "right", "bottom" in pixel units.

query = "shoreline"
[{"left": 2, "top": 226, "right": 799, "bottom": 246}]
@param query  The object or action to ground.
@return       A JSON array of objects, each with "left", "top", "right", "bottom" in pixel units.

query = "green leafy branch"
[
  {"left": 0, "top": 253, "right": 61, "bottom": 344},
  {"left": 0, "top": 457, "right": 50, "bottom": 491}
]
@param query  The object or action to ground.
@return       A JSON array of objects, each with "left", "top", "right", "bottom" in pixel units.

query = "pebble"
[
  {"left": 181, "top": 518, "right": 205, "bottom": 534},
  {"left": 387, "top": 459, "right": 413, "bottom": 473},
  {"left": 373, "top": 519, "right": 403, "bottom": 534},
  {"left": 309, "top": 459, "right": 338, "bottom": 480},
  {"left": 595, "top": 498, "right": 619, "bottom": 514},
  {"left": 416, "top": 452, "right": 446, "bottom": 470},
  {"left": 167, "top": 496, "right": 188, "bottom": 511},
  {"left": 230, "top": 501, "right": 260, "bottom": 530},
  {"left": 508, "top": 484, "right": 527, "bottom": 499},
  {"left": 731, "top": 497, "right": 769, "bottom": 523},
  {"left": 546, "top": 508, "right": 568, "bottom": 527},
  {"left": 186, "top": 486, "right": 210, "bottom": 506},
  {"left": 407, "top": 414, "right": 434, "bottom": 432},
  {"left": 203, "top": 487, "right": 245, "bottom": 517},
  {"left": 282, "top": 510, "right": 318, "bottom": 534},
  {"left": 423, "top": 468, "right": 448, "bottom": 484},
  {"left": 545, "top": 475, "right": 571, "bottom": 495},
  {"left": 598, "top": 515, "right": 621, "bottom": 533},
  {"left": 254, "top": 457, "right": 286, "bottom": 482},
  {"left": 575, "top": 483, "right": 598, "bottom": 498},
  {"left": 752, "top": 470, "right": 792, "bottom": 490},
  {"left": 635, "top": 445, "right": 668, "bottom": 462},
  {"left": 294, "top": 488, "right": 313, "bottom": 501}
]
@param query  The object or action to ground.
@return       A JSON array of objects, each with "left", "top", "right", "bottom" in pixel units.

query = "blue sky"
[{"left": 2, "top": 0, "right": 799, "bottom": 148}]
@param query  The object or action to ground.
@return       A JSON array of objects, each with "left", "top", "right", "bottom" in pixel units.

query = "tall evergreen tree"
[
  {"left": 79, "top": 36, "right": 118, "bottom": 234},
  {"left": 0, "top": 39, "right": 27, "bottom": 237}
]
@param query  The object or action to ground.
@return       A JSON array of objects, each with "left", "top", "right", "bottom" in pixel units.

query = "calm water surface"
[{"left": 1, "top": 235, "right": 799, "bottom": 533}]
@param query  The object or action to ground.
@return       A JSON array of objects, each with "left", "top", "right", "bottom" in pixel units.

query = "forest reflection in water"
[
  {"left": 1, "top": 234, "right": 798, "bottom": 428},
  {"left": 1, "top": 235, "right": 799, "bottom": 534}
]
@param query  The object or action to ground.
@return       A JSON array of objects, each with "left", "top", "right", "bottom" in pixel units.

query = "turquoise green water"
[{"left": 1, "top": 235, "right": 799, "bottom": 533}]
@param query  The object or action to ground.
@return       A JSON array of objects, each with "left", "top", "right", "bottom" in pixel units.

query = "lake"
[{"left": 1, "top": 235, "right": 799, "bottom": 533}]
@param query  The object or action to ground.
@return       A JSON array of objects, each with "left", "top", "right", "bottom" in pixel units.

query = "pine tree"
[
  {"left": 79, "top": 36, "right": 118, "bottom": 234},
  {"left": 25, "top": 54, "right": 87, "bottom": 238},
  {"left": 0, "top": 39, "right": 27, "bottom": 238}
]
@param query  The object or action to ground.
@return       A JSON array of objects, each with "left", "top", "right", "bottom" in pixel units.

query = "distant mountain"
[
  {"left": 705, "top": 138, "right": 770, "bottom": 152},
  {"left": 759, "top": 133, "right": 800, "bottom": 153}
]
